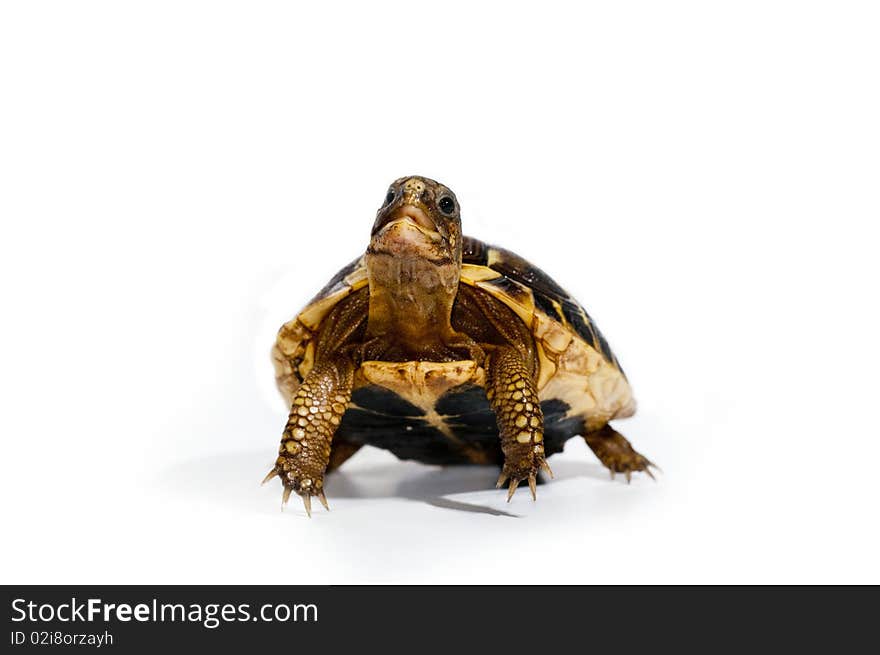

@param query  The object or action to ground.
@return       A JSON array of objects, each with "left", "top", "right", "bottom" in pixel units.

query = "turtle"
[{"left": 265, "top": 175, "right": 654, "bottom": 514}]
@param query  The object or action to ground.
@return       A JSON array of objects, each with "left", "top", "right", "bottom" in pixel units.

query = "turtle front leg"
[
  {"left": 263, "top": 357, "right": 354, "bottom": 516},
  {"left": 486, "top": 346, "right": 551, "bottom": 501}
]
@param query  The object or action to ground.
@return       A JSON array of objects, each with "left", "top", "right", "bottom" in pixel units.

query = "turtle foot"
[{"left": 584, "top": 425, "right": 658, "bottom": 483}]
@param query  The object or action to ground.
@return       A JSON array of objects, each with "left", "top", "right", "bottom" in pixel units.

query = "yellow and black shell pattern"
[{"left": 272, "top": 236, "right": 635, "bottom": 466}]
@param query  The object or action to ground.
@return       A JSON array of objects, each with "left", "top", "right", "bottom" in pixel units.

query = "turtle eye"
[
  {"left": 438, "top": 196, "right": 455, "bottom": 215},
  {"left": 385, "top": 189, "right": 395, "bottom": 205}
]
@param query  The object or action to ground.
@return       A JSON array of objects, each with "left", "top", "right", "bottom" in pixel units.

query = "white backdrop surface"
[{"left": 1, "top": 1, "right": 878, "bottom": 584}]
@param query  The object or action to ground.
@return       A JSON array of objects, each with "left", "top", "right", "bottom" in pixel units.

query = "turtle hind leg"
[
  {"left": 326, "top": 440, "right": 362, "bottom": 473},
  {"left": 583, "top": 424, "right": 657, "bottom": 483}
]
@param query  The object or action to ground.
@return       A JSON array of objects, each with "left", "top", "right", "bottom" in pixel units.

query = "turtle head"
[
  {"left": 365, "top": 176, "right": 465, "bottom": 354},
  {"left": 368, "top": 176, "right": 462, "bottom": 266}
]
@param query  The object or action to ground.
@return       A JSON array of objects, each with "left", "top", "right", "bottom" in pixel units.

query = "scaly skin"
[
  {"left": 486, "top": 346, "right": 552, "bottom": 500},
  {"left": 584, "top": 424, "right": 656, "bottom": 483},
  {"left": 263, "top": 357, "right": 355, "bottom": 515}
]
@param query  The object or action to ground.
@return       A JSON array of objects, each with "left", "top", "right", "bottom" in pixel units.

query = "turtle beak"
[
  {"left": 397, "top": 204, "right": 435, "bottom": 232},
  {"left": 371, "top": 204, "right": 441, "bottom": 241},
  {"left": 372, "top": 213, "right": 443, "bottom": 247},
  {"left": 368, "top": 204, "right": 447, "bottom": 260}
]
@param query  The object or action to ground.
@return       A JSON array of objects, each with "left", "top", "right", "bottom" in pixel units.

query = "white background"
[{"left": 2, "top": 1, "right": 878, "bottom": 584}]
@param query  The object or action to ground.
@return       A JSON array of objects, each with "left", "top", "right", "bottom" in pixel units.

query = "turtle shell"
[{"left": 272, "top": 236, "right": 635, "bottom": 466}]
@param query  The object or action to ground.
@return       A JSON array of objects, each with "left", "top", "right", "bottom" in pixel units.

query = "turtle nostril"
[{"left": 403, "top": 178, "right": 426, "bottom": 199}]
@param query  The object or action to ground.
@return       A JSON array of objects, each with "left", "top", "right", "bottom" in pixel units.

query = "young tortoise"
[{"left": 265, "top": 176, "right": 654, "bottom": 514}]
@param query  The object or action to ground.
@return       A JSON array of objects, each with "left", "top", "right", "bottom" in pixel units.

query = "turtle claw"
[
  {"left": 500, "top": 451, "right": 549, "bottom": 502},
  {"left": 584, "top": 426, "right": 657, "bottom": 485},
  {"left": 506, "top": 478, "right": 521, "bottom": 502},
  {"left": 280, "top": 487, "right": 324, "bottom": 517},
  {"left": 505, "top": 473, "right": 539, "bottom": 502},
  {"left": 269, "top": 467, "right": 326, "bottom": 517},
  {"left": 609, "top": 462, "right": 659, "bottom": 484}
]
